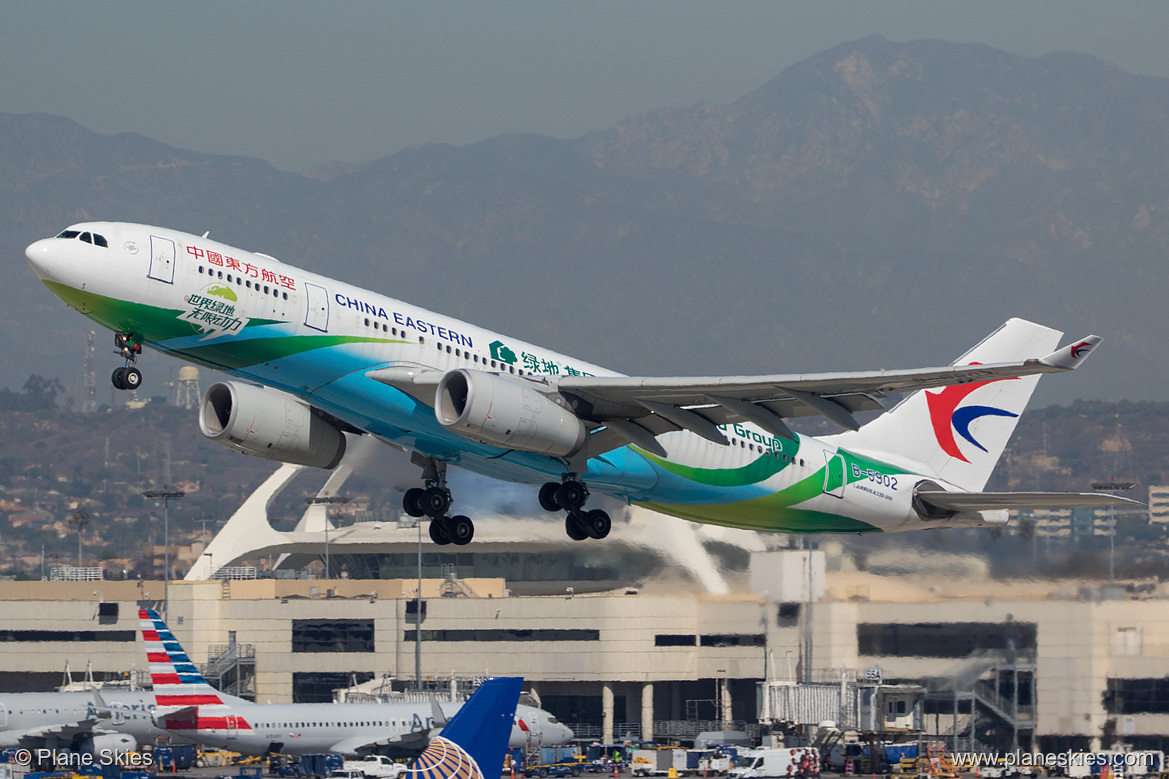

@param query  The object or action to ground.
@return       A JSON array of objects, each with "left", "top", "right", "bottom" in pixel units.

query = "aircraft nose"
[{"left": 25, "top": 237, "right": 58, "bottom": 279}]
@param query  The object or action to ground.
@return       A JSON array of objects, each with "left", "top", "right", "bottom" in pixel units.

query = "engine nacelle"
[
  {"left": 200, "top": 381, "right": 347, "bottom": 469},
  {"left": 436, "top": 369, "right": 586, "bottom": 457}
]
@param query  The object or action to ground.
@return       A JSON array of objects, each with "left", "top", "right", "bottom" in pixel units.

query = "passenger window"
[
  {"left": 93, "top": 234, "right": 108, "bottom": 247},
  {"left": 227, "top": 274, "right": 233, "bottom": 282},
  {"left": 80, "top": 232, "right": 92, "bottom": 244}
]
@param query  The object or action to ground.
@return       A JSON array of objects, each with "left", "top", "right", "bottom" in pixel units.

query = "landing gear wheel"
[
  {"left": 122, "top": 366, "right": 142, "bottom": 390},
  {"left": 428, "top": 519, "right": 451, "bottom": 545},
  {"left": 447, "top": 515, "right": 474, "bottom": 546},
  {"left": 583, "top": 509, "right": 611, "bottom": 540},
  {"left": 538, "top": 482, "right": 561, "bottom": 512},
  {"left": 403, "top": 488, "right": 427, "bottom": 518},
  {"left": 422, "top": 487, "right": 452, "bottom": 518},
  {"left": 111, "top": 367, "right": 126, "bottom": 390},
  {"left": 565, "top": 513, "right": 589, "bottom": 541},
  {"left": 557, "top": 481, "right": 587, "bottom": 512}
]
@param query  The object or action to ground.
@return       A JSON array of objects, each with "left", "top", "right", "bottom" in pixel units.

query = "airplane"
[
  {"left": 25, "top": 223, "right": 1140, "bottom": 546},
  {"left": 138, "top": 609, "right": 570, "bottom": 756},
  {"left": 0, "top": 688, "right": 157, "bottom": 753},
  {"left": 404, "top": 675, "right": 521, "bottom": 779}
]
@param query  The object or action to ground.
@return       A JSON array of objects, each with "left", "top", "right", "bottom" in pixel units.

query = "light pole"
[
  {"left": 68, "top": 508, "right": 90, "bottom": 568},
  {"left": 304, "top": 496, "right": 350, "bottom": 579},
  {"left": 142, "top": 488, "right": 185, "bottom": 618},
  {"left": 1092, "top": 481, "right": 1136, "bottom": 583}
]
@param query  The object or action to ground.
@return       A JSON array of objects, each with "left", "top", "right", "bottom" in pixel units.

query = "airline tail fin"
[
  {"left": 406, "top": 677, "right": 522, "bottom": 779},
  {"left": 831, "top": 318, "right": 1090, "bottom": 491},
  {"left": 138, "top": 608, "right": 248, "bottom": 733}
]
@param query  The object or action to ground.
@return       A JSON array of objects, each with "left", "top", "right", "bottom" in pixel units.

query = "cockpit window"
[{"left": 54, "top": 229, "right": 107, "bottom": 247}]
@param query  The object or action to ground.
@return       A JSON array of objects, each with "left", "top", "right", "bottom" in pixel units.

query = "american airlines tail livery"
[
  {"left": 139, "top": 609, "right": 557, "bottom": 756},
  {"left": 26, "top": 223, "right": 1139, "bottom": 544}
]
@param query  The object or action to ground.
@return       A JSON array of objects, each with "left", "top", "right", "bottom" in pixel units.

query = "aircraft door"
[
  {"left": 148, "top": 236, "right": 176, "bottom": 284},
  {"left": 0, "top": 703, "right": 7, "bottom": 727},
  {"left": 226, "top": 715, "right": 240, "bottom": 739},
  {"left": 823, "top": 452, "right": 846, "bottom": 499},
  {"left": 304, "top": 283, "right": 329, "bottom": 332}
]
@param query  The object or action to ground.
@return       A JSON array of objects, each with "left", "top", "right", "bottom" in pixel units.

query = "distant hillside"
[{"left": 3, "top": 36, "right": 1169, "bottom": 404}]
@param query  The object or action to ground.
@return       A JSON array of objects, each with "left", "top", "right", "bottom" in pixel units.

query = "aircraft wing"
[
  {"left": 555, "top": 334, "right": 1102, "bottom": 457},
  {"left": 367, "top": 331, "right": 1100, "bottom": 459},
  {"left": 0, "top": 717, "right": 108, "bottom": 748},
  {"left": 328, "top": 728, "right": 434, "bottom": 756},
  {"left": 915, "top": 490, "right": 1144, "bottom": 512}
]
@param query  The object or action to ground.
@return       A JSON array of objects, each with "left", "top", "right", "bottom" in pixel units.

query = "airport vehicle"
[
  {"left": 335, "top": 755, "right": 404, "bottom": 779},
  {"left": 727, "top": 748, "right": 819, "bottom": 779},
  {"left": 26, "top": 224, "right": 1140, "bottom": 546},
  {"left": 137, "top": 609, "right": 567, "bottom": 756},
  {"left": 511, "top": 747, "right": 584, "bottom": 778}
]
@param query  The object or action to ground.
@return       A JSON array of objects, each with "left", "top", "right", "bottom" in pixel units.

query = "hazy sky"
[{"left": 5, "top": 2, "right": 1169, "bottom": 171}]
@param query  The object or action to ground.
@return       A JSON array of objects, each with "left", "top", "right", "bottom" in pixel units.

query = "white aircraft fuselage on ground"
[
  {"left": 25, "top": 223, "right": 1139, "bottom": 545},
  {"left": 0, "top": 689, "right": 158, "bottom": 751},
  {"left": 138, "top": 609, "right": 566, "bottom": 756}
]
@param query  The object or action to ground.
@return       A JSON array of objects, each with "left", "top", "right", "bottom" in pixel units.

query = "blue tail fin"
[{"left": 406, "top": 677, "right": 523, "bottom": 779}]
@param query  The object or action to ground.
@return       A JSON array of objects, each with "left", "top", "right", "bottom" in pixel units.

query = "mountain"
[{"left": 3, "top": 36, "right": 1169, "bottom": 405}]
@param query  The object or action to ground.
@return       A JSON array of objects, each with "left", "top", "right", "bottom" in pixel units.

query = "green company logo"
[
  {"left": 489, "top": 340, "right": 517, "bottom": 364},
  {"left": 183, "top": 283, "right": 245, "bottom": 336},
  {"left": 204, "top": 284, "right": 238, "bottom": 302}
]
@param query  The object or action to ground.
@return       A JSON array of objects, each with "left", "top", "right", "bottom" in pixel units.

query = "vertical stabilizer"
[
  {"left": 405, "top": 677, "right": 522, "bottom": 779},
  {"left": 139, "top": 608, "right": 248, "bottom": 732},
  {"left": 829, "top": 318, "right": 1061, "bottom": 491}
]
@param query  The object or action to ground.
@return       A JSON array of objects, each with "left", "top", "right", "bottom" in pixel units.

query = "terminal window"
[
  {"left": 655, "top": 634, "right": 697, "bottom": 646},
  {"left": 699, "top": 634, "right": 766, "bottom": 647},
  {"left": 404, "top": 628, "right": 600, "bottom": 642},
  {"left": 292, "top": 619, "right": 375, "bottom": 653},
  {"left": 293, "top": 671, "right": 374, "bottom": 703},
  {"left": 857, "top": 622, "right": 1037, "bottom": 658},
  {"left": 1104, "top": 678, "right": 1169, "bottom": 714}
]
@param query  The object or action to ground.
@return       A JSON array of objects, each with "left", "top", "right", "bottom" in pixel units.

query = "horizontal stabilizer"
[{"left": 917, "top": 490, "right": 1143, "bottom": 512}]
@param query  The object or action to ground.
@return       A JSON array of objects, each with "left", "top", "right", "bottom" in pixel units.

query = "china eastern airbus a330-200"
[{"left": 25, "top": 223, "right": 1139, "bottom": 545}]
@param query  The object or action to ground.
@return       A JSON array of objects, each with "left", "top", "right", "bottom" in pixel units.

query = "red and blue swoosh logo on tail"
[
  {"left": 926, "top": 371, "right": 1018, "bottom": 463},
  {"left": 139, "top": 608, "right": 252, "bottom": 732}
]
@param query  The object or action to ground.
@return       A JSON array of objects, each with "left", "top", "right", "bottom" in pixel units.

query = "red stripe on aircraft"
[{"left": 155, "top": 694, "right": 224, "bottom": 705}]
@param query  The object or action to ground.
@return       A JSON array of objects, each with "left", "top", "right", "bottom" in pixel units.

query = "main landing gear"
[
  {"left": 402, "top": 455, "right": 474, "bottom": 546},
  {"left": 111, "top": 332, "right": 143, "bottom": 391},
  {"left": 539, "top": 476, "right": 611, "bottom": 541}
]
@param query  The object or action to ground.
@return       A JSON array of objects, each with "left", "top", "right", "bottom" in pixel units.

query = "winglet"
[
  {"left": 1039, "top": 335, "right": 1102, "bottom": 370},
  {"left": 406, "top": 677, "right": 522, "bottom": 779}
]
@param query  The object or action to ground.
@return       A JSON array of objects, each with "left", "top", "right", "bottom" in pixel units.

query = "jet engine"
[
  {"left": 436, "top": 369, "right": 586, "bottom": 457},
  {"left": 75, "top": 733, "right": 138, "bottom": 754},
  {"left": 199, "top": 382, "right": 347, "bottom": 469}
]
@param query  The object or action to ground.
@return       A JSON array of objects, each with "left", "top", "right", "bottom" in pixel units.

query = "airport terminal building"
[{"left": 2, "top": 552, "right": 1168, "bottom": 754}]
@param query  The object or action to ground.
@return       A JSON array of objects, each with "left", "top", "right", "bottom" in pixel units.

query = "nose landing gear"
[
  {"left": 111, "top": 333, "right": 143, "bottom": 391},
  {"left": 540, "top": 475, "right": 611, "bottom": 541}
]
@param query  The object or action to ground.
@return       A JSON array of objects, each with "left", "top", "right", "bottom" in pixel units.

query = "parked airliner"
[
  {"left": 0, "top": 688, "right": 156, "bottom": 752},
  {"left": 25, "top": 223, "right": 1139, "bottom": 545},
  {"left": 137, "top": 609, "right": 568, "bottom": 756}
]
